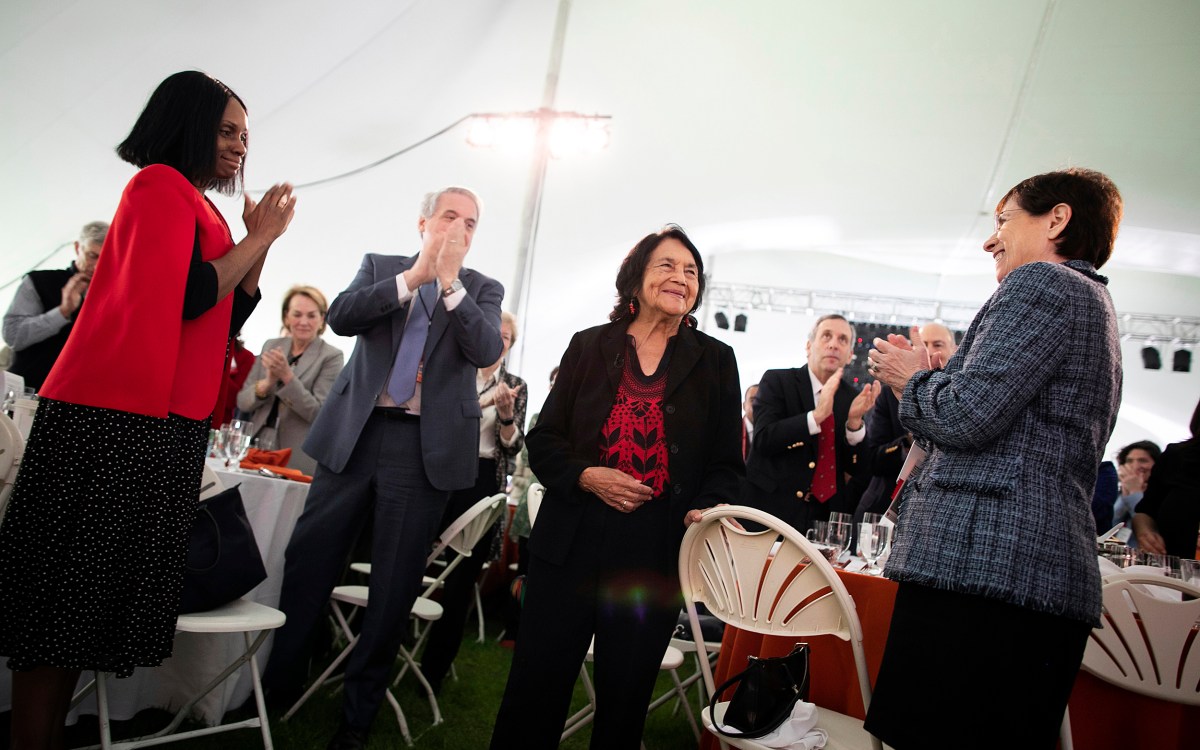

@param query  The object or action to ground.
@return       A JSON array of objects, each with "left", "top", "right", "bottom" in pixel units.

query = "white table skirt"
[{"left": 0, "top": 460, "right": 309, "bottom": 725}]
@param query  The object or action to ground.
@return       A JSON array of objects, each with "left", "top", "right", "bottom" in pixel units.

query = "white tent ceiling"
[{"left": 3, "top": 0, "right": 1199, "bottom": 445}]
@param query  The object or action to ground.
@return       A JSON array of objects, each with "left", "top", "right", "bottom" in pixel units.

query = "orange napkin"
[
  {"left": 244, "top": 447, "right": 292, "bottom": 467},
  {"left": 238, "top": 461, "right": 313, "bottom": 483}
]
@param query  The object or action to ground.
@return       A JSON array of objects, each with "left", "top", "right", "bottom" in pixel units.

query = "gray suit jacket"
[
  {"left": 236, "top": 336, "right": 344, "bottom": 474},
  {"left": 303, "top": 253, "right": 504, "bottom": 489},
  {"left": 887, "top": 260, "right": 1121, "bottom": 626}
]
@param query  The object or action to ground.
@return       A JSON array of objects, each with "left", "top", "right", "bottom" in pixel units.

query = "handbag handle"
[
  {"left": 186, "top": 505, "right": 223, "bottom": 574},
  {"left": 707, "top": 652, "right": 809, "bottom": 739}
]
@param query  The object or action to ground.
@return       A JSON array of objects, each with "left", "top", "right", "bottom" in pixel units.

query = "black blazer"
[
  {"left": 526, "top": 321, "right": 744, "bottom": 567},
  {"left": 743, "top": 365, "right": 862, "bottom": 515}
]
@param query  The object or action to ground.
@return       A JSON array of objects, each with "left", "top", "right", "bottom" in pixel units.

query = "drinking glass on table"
[
  {"left": 1180, "top": 559, "right": 1200, "bottom": 587},
  {"left": 826, "top": 519, "right": 852, "bottom": 564},
  {"left": 859, "top": 522, "right": 893, "bottom": 575},
  {"left": 806, "top": 522, "right": 836, "bottom": 563}
]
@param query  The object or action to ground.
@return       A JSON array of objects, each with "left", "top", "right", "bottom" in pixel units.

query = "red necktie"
[{"left": 812, "top": 415, "right": 837, "bottom": 502}]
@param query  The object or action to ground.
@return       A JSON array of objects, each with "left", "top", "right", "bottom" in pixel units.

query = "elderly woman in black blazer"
[{"left": 490, "top": 226, "right": 743, "bottom": 749}]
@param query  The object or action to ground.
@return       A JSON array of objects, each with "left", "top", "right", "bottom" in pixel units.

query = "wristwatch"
[{"left": 442, "top": 278, "right": 464, "bottom": 298}]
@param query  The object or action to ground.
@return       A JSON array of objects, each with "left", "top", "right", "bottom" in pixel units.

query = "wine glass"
[
  {"left": 858, "top": 523, "right": 893, "bottom": 575},
  {"left": 806, "top": 522, "right": 834, "bottom": 562},
  {"left": 220, "top": 422, "right": 247, "bottom": 467},
  {"left": 825, "top": 520, "right": 852, "bottom": 565},
  {"left": 226, "top": 432, "right": 252, "bottom": 468}
]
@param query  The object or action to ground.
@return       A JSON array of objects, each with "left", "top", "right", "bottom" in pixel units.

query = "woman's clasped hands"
[{"left": 579, "top": 466, "right": 653, "bottom": 513}]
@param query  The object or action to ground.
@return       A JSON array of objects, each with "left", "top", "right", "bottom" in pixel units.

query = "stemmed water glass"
[
  {"left": 858, "top": 522, "right": 893, "bottom": 575},
  {"left": 220, "top": 420, "right": 251, "bottom": 468},
  {"left": 825, "top": 520, "right": 852, "bottom": 565}
]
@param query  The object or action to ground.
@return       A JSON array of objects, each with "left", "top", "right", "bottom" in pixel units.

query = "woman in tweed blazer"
[{"left": 865, "top": 168, "right": 1124, "bottom": 749}]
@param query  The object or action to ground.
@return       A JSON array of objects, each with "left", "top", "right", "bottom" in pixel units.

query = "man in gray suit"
[{"left": 263, "top": 186, "right": 503, "bottom": 749}]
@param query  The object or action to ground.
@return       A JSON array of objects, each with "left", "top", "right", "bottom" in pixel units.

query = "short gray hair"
[
  {"left": 79, "top": 220, "right": 109, "bottom": 247},
  {"left": 419, "top": 186, "right": 481, "bottom": 220},
  {"left": 808, "top": 313, "right": 855, "bottom": 343}
]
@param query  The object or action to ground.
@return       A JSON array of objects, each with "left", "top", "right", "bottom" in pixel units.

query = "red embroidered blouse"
[{"left": 597, "top": 337, "right": 674, "bottom": 499}]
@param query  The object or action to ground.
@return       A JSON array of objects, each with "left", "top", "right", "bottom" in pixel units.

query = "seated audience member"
[
  {"left": 1112, "top": 439, "right": 1161, "bottom": 527},
  {"left": 219, "top": 332, "right": 256, "bottom": 425},
  {"left": 1133, "top": 399, "right": 1200, "bottom": 559},
  {"left": 2, "top": 221, "right": 108, "bottom": 391},
  {"left": 420, "top": 311, "right": 527, "bottom": 693},
  {"left": 237, "top": 285, "right": 343, "bottom": 473}
]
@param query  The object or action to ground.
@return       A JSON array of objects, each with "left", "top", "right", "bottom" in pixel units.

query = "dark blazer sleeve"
[
  {"left": 752, "top": 369, "right": 816, "bottom": 459},
  {"left": 864, "top": 387, "right": 908, "bottom": 477},
  {"left": 527, "top": 330, "right": 594, "bottom": 502},
  {"left": 326, "top": 255, "right": 410, "bottom": 337}
]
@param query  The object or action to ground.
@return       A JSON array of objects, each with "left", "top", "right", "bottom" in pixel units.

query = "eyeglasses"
[{"left": 993, "top": 207, "right": 1029, "bottom": 233}]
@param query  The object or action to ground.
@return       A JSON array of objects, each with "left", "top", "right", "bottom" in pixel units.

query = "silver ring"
[{"left": 621, "top": 500, "right": 628, "bottom": 509}]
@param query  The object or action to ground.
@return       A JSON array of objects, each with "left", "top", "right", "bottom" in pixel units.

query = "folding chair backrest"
[
  {"left": 428, "top": 492, "right": 507, "bottom": 566},
  {"left": 1082, "top": 572, "right": 1200, "bottom": 705},
  {"left": 680, "top": 505, "right": 862, "bottom": 642},
  {"left": 678, "top": 505, "right": 875, "bottom": 733},
  {"left": 0, "top": 412, "right": 26, "bottom": 525},
  {"left": 527, "top": 483, "right": 544, "bottom": 528}
]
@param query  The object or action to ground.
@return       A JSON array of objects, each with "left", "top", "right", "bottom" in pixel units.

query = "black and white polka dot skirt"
[{"left": 0, "top": 397, "right": 209, "bottom": 677}]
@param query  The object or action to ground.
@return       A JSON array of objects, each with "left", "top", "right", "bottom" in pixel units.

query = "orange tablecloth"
[{"left": 701, "top": 572, "right": 1200, "bottom": 750}]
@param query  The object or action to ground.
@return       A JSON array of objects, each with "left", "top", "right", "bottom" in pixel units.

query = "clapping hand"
[
  {"left": 493, "top": 380, "right": 524, "bottom": 422},
  {"left": 261, "top": 348, "right": 293, "bottom": 385},
  {"left": 242, "top": 183, "right": 296, "bottom": 244}
]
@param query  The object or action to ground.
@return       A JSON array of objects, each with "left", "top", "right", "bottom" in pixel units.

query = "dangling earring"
[
  {"left": 684, "top": 314, "right": 696, "bottom": 328},
  {"left": 628, "top": 297, "right": 639, "bottom": 316}
]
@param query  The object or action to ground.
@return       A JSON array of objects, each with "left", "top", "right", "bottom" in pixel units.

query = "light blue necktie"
[{"left": 387, "top": 282, "right": 436, "bottom": 404}]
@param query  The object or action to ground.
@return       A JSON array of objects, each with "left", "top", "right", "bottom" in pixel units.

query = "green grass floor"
[{"left": 12, "top": 617, "right": 706, "bottom": 749}]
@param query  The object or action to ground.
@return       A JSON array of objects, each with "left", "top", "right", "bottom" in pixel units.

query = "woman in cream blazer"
[{"left": 237, "top": 285, "right": 344, "bottom": 474}]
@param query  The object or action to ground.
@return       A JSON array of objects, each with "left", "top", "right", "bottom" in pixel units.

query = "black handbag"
[
  {"left": 178, "top": 484, "right": 267, "bottom": 614},
  {"left": 709, "top": 642, "right": 810, "bottom": 739}
]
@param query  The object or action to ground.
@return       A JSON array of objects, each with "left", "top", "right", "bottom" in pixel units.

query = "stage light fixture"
[
  {"left": 734, "top": 313, "right": 748, "bottom": 332},
  {"left": 714, "top": 311, "right": 730, "bottom": 330},
  {"left": 1141, "top": 346, "right": 1162, "bottom": 370},
  {"left": 1174, "top": 349, "right": 1192, "bottom": 372}
]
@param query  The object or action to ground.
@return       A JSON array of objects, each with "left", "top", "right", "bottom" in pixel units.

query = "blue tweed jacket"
[{"left": 887, "top": 260, "right": 1121, "bottom": 626}]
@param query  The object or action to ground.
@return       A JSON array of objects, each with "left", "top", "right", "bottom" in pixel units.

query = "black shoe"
[{"left": 326, "top": 723, "right": 369, "bottom": 750}]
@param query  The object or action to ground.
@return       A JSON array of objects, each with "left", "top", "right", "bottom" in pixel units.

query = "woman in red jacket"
[{"left": 0, "top": 71, "right": 295, "bottom": 748}]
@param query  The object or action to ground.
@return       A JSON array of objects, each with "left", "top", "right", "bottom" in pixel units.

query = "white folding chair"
[
  {"left": 0, "top": 411, "right": 26, "bottom": 526},
  {"left": 560, "top": 637, "right": 698, "bottom": 747},
  {"left": 526, "top": 482, "right": 544, "bottom": 528},
  {"left": 1080, "top": 572, "right": 1200, "bottom": 704},
  {"left": 72, "top": 599, "right": 287, "bottom": 750},
  {"left": 679, "top": 505, "right": 884, "bottom": 750},
  {"left": 283, "top": 493, "right": 507, "bottom": 744}
]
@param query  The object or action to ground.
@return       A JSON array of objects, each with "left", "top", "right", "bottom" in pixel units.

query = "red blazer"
[{"left": 41, "top": 165, "right": 235, "bottom": 420}]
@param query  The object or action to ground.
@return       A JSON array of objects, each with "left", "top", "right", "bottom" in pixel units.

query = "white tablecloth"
[{"left": 0, "top": 461, "right": 310, "bottom": 725}]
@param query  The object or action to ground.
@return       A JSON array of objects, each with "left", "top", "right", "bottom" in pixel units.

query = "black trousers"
[
  {"left": 264, "top": 410, "right": 450, "bottom": 731},
  {"left": 418, "top": 458, "right": 500, "bottom": 687},
  {"left": 489, "top": 496, "right": 681, "bottom": 749},
  {"left": 864, "top": 581, "right": 1091, "bottom": 750}
]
